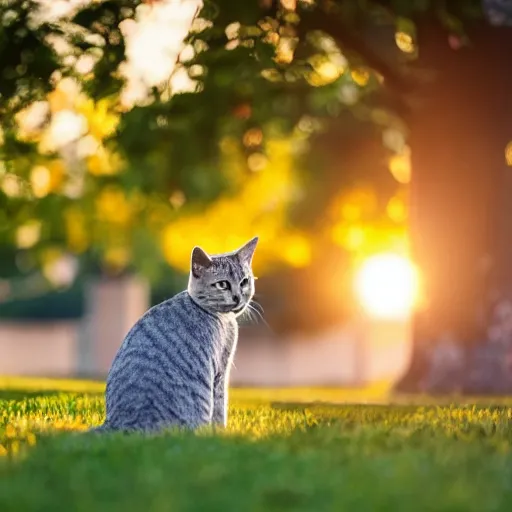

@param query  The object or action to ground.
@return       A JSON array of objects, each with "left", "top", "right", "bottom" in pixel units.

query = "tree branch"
[{"left": 297, "top": 3, "right": 417, "bottom": 96}]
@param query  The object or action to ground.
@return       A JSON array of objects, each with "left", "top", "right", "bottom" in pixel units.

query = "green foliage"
[
  {"left": 0, "top": 0, "right": 490, "bottom": 292},
  {"left": 0, "top": 1, "right": 59, "bottom": 116},
  {"left": 0, "top": 382, "right": 512, "bottom": 511}
]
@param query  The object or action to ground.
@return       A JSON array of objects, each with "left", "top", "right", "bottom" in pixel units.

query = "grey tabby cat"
[{"left": 92, "top": 236, "right": 258, "bottom": 433}]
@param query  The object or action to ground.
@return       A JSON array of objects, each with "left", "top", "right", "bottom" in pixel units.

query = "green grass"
[{"left": 0, "top": 378, "right": 512, "bottom": 511}]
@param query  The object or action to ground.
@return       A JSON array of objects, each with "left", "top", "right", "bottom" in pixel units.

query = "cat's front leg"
[
  {"left": 212, "top": 371, "right": 227, "bottom": 427},
  {"left": 212, "top": 320, "right": 238, "bottom": 427}
]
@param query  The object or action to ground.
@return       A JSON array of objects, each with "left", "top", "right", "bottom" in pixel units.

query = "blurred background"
[{"left": 1, "top": 0, "right": 512, "bottom": 394}]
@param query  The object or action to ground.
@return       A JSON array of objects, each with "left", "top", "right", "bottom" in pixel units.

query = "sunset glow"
[{"left": 355, "top": 253, "right": 418, "bottom": 320}]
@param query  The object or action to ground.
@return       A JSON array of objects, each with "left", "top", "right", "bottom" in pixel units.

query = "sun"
[{"left": 354, "top": 253, "right": 419, "bottom": 320}]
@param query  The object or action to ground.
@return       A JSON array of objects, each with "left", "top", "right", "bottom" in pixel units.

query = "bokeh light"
[
  {"left": 388, "top": 145, "right": 411, "bottom": 184},
  {"left": 354, "top": 253, "right": 419, "bottom": 320},
  {"left": 395, "top": 31, "right": 416, "bottom": 54},
  {"left": 505, "top": 141, "right": 512, "bottom": 165},
  {"left": 350, "top": 68, "right": 370, "bottom": 87}
]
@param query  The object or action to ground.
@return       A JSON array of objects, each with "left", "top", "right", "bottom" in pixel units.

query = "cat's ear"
[
  {"left": 191, "top": 246, "right": 212, "bottom": 278},
  {"left": 236, "top": 236, "right": 259, "bottom": 265}
]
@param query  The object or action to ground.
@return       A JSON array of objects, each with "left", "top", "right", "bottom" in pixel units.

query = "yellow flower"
[
  {"left": 86, "top": 147, "right": 124, "bottom": 176},
  {"left": 77, "top": 98, "right": 120, "bottom": 140}
]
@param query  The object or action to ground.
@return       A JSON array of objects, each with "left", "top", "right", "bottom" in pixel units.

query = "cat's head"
[{"left": 187, "top": 237, "right": 258, "bottom": 316}]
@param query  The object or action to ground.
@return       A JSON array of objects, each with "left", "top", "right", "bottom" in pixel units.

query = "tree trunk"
[{"left": 394, "top": 19, "right": 512, "bottom": 393}]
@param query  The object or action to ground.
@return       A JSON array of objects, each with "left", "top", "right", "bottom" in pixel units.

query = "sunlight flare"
[{"left": 355, "top": 253, "right": 419, "bottom": 320}]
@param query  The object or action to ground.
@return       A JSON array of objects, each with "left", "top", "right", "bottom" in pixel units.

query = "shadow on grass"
[{"left": 1, "top": 419, "right": 511, "bottom": 512}]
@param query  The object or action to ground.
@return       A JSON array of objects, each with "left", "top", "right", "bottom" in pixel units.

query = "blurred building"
[{"left": 0, "top": 276, "right": 411, "bottom": 386}]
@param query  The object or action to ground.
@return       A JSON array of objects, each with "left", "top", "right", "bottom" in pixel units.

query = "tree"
[
  {"left": 296, "top": 0, "right": 512, "bottom": 393},
  {"left": 3, "top": 0, "right": 512, "bottom": 393},
  {"left": 395, "top": 5, "right": 512, "bottom": 394},
  {"left": 289, "top": 0, "right": 512, "bottom": 392},
  {"left": 0, "top": 0, "right": 404, "bottom": 295}
]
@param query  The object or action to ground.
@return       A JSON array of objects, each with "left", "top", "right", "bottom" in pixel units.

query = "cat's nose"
[{"left": 232, "top": 295, "right": 240, "bottom": 305}]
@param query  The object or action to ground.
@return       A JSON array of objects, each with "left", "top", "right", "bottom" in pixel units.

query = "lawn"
[{"left": 0, "top": 378, "right": 512, "bottom": 511}]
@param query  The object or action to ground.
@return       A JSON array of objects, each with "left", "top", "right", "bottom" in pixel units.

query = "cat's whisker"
[
  {"left": 246, "top": 303, "right": 274, "bottom": 336},
  {"left": 247, "top": 303, "right": 265, "bottom": 325},
  {"left": 247, "top": 306, "right": 259, "bottom": 325},
  {"left": 250, "top": 300, "right": 265, "bottom": 314},
  {"left": 247, "top": 303, "right": 259, "bottom": 317},
  {"left": 238, "top": 306, "right": 255, "bottom": 325}
]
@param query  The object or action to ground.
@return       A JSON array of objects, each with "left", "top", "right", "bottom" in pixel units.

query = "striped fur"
[{"left": 93, "top": 237, "right": 258, "bottom": 434}]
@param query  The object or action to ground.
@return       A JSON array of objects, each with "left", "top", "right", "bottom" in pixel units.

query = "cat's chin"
[
  {"left": 217, "top": 304, "right": 246, "bottom": 315},
  {"left": 232, "top": 304, "right": 247, "bottom": 315},
  {"left": 196, "top": 301, "right": 247, "bottom": 315}
]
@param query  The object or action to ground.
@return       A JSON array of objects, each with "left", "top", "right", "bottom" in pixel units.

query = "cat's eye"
[
  {"left": 240, "top": 277, "right": 250, "bottom": 288},
  {"left": 214, "top": 280, "right": 230, "bottom": 290}
]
